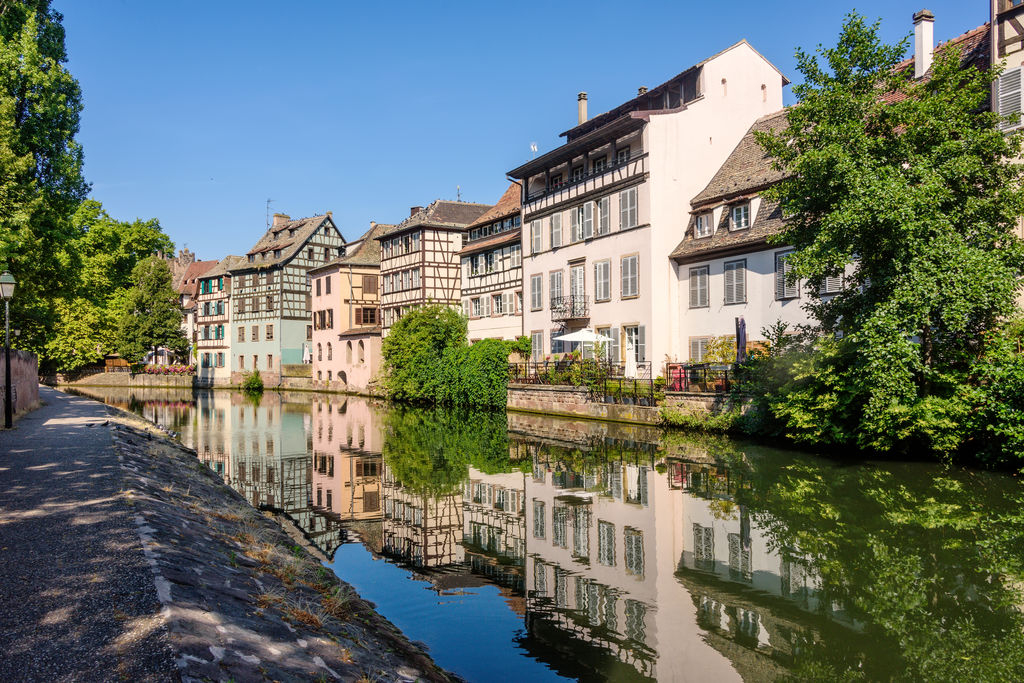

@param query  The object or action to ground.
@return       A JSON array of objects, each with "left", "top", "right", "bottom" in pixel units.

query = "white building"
[
  {"left": 508, "top": 41, "right": 787, "bottom": 372},
  {"left": 459, "top": 183, "right": 524, "bottom": 342}
]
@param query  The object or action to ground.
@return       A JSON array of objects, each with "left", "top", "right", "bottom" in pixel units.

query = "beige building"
[
  {"left": 377, "top": 200, "right": 491, "bottom": 333},
  {"left": 195, "top": 255, "right": 244, "bottom": 386},
  {"left": 311, "top": 395, "right": 383, "bottom": 522},
  {"left": 458, "top": 184, "right": 524, "bottom": 342},
  {"left": 310, "top": 222, "right": 391, "bottom": 393}
]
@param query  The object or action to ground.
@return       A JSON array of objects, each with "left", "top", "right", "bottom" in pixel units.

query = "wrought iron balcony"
[{"left": 550, "top": 295, "right": 589, "bottom": 321}]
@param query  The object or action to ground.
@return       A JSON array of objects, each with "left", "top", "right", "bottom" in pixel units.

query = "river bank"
[{"left": 104, "top": 403, "right": 449, "bottom": 682}]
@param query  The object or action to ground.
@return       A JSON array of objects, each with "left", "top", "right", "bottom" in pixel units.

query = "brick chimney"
[
  {"left": 272, "top": 213, "right": 290, "bottom": 228},
  {"left": 577, "top": 92, "right": 588, "bottom": 124},
  {"left": 410, "top": 206, "right": 423, "bottom": 217},
  {"left": 914, "top": 9, "right": 935, "bottom": 79},
  {"left": 638, "top": 86, "right": 648, "bottom": 95}
]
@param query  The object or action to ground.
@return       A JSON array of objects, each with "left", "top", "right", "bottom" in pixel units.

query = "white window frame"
[
  {"left": 730, "top": 203, "right": 750, "bottom": 231},
  {"left": 689, "top": 265, "right": 709, "bottom": 308},
  {"left": 775, "top": 250, "right": 799, "bottom": 300},
  {"left": 549, "top": 270, "right": 563, "bottom": 305},
  {"left": 510, "top": 244, "right": 521, "bottom": 267},
  {"left": 724, "top": 259, "right": 747, "bottom": 304},
  {"left": 694, "top": 213, "right": 713, "bottom": 238}
]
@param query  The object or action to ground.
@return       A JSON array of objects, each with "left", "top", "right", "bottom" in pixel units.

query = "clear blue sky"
[{"left": 57, "top": 1, "right": 988, "bottom": 260}]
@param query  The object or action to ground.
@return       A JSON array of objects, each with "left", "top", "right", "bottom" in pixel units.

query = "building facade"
[
  {"left": 459, "top": 183, "right": 524, "bottom": 342},
  {"left": 229, "top": 212, "right": 346, "bottom": 386},
  {"left": 377, "top": 200, "right": 491, "bottom": 333},
  {"left": 310, "top": 222, "right": 389, "bottom": 393},
  {"left": 508, "top": 41, "right": 787, "bottom": 371},
  {"left": 195, "top": 255, "right": 243, "bottom": 386},
  {"left": 175, "top": 258, "right": 218, "bottom": 365}
]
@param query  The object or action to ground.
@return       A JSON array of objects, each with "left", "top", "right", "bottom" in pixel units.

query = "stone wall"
[
  {"left": 662, "top": 391, "right": 752, "bottom": 415},
  {"left": 0, "top": 349, "right": 39, "bottom": 419},
  {"left": 54, "top": 372, "right": 194, "bottom": 389},
  {"left": 506, "top": 384, "right": 661, "bottom": 425}
]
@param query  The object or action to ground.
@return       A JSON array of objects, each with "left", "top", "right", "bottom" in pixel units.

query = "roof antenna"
[
  {"left": 457, "top": 185, "right": 461, "bottom": 202},
  {"left": 530, "top": 142, "right": 538, "bottom": 158},
  {"left": 265, "top": 198, "right": 274, "bottom": 230}
]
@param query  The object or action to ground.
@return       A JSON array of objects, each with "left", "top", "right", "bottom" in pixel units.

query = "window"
[
  {"left": 252, "top": 355, "right": 258, "bottom": 369},
  {"left": 265, "top": 324, "right": 273, "bottom": 340},
  {"left": 531, "top": 331, "right": 543, "bottom": 360},
  {"left": 267, "top": 354, "right": 273, "bottom": 369},
  {"left": 549, "top": 213, "right": 562, "bottom": 248},
  {"left": 621, "top": 254, "right": 639, "bottom": 298},
  {"left": 724, "top": 259, "right": 747, "bottom": 304},
  {"left": 694, "top": 213, "right": 713, "bottom": 238},
  {"left": 492, "top": 293, "right": 503, "bottom": 315},
  {"left": 728, "top": 532, "right": 752, "bottom": 581},
  {"left": 730, "top": 203, "right": 750, "bottom": 230},
  {"left": 358, "top": 340, "right": 365, "bottom": 363},
  {"left": 571, "top": 165, "right": 583, "bottom": 182},
  {"left": 619, "top": 187, "right": 638, "bottom": 229},
  {"left": 510, "top": 244, "right": 521, "bottom": 268},
  {"left": 362, "top": 274, "right": 377, "bottom": 294},
  {"left": 570, "top": 203, "right": 593, "bottom": 242},
  {"left": 598, "top": 521, "right": 615, "bottom": 566},
  {"left": 596, "top": 196, "right": 610, "bottom": 235},
  {"left": 594, "top": 260, "right": 611, "bottom": 302},
  {"left": 998, "top": 66, "right": 1023, "bottom": 132},
  {"left": 592, "top": 156, "right": 606, "bottom": 174},
  {"left": 485, "top": 251, "right": 495, "bottom": 273},
  {"left": 624, "top": 325, "right": 646, "bottom": 362},
  {"left": 530, "top": 274, "right": 543, "bottom": 311},
  {"left": 616, "top": 147, "right": 631, "bottom": 164},
  {"left": 346, "top": 341, "right": 352, "bottom": 363},
  {"left": 251, "top": 325, "right": 259, "bottom": 341},
  {"left": 216, "top": 352, "right": 224, "bottom": 367},
  {"left": 239, "top": 355, "right": 244, "bottom": 369},
  {"left": 266, "top": 270, "right": 275, "bottom": 285},
  {"left": 624, "top": 528, "right": 644, "bottom": 577},
  {"left": 549, "top": 173, "right": 563, "bottom": 188},
  {"left": 317, "top": 343, "right": 322, "bottom": 361},
  {"left": 306, "top": 325, "right": 312, "bottom": 340},
  {"left": 531, "top": 220, "right": 542, "bottom": 254},
  {"left": 325, "top": 276, "right": 331, "bottom": 294},
  {"left": 549, "top": 270, "right": 563, "bottom": 305},
  {"left": 533, "top": 500, "right": 546, "bottom": 539},
  {"left": 472, "top": 298, "right": 482, "bottom": 317},
  {"left": 327, "top": 342, "right": 332, "bottom": 361},
  {"left": 582, "top": 202, "right": 594, "bottom": 239},
  {"left": 689, "top": 266, "right": 709, "bottom": 308},
  {"left": 775, "top": 251, "right": 799, "bottom": 299},
  {"left": 821, "top": 272, "right": 844, "bottom": 295},
  {"left": 238, "top": 327, "right": 245, "bottom": 342},
  {"left": 693, "top": 523, "right": 714, "bottom": 568},
  {"left": 411, "top": 268, "right": 420, "bottom": 288}
]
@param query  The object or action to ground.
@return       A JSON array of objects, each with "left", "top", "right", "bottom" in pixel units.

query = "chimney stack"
[
  {"left": 638, "top": 86, "right": 648, "bottom": 95},
  {"left": 913, "top": 9, "right": 935, "bottom": 79},
  {"left": 272, "top": 212, "right": 290, "bottom": 228},
  {"left": 577, "top": 92, "right": 588, "bottom": 124},
  {"left": 410, "top": 206, "right": 422, "bottom": 217}
]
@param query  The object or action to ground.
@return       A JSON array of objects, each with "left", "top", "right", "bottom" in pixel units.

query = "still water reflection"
[{"left": 70, "top": 386, "right": 1024, "bottom": 682}]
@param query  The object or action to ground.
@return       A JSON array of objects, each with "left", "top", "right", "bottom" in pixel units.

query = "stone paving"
[{"left": 1, "top": 387, "right": 451, "bottom": 682}]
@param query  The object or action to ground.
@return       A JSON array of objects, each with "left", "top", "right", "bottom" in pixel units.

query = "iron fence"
[
  {"left": 550, "top": 295, "right": 590, "bottom": 321},
  {"left": 509, "top": 359, "right": 655, "bottom": 405},
  {"left": 664, "top": 363, "right": 734, "bottom": 393}
]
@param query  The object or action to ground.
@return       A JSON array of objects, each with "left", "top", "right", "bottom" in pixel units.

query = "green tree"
[
  {"left": 0, "top": 1, "right": 89, "bottom": 354},
  {"left": 754, "top": 13, "right": 1024, "bottom": 454},
  {"left": 114, "top": 256, "right": 186, "bottom": 363}
]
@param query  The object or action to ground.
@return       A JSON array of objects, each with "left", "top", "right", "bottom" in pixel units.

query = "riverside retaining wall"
[{"left": 0, "top": 349, "right": 39, "bottom": 419}]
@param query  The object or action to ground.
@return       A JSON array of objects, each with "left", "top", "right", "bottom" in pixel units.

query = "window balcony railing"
[{"left": 550, "top": 295, "right": 589, "bottom": 321}]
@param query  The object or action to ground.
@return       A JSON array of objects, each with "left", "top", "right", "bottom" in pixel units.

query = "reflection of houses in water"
[
  {"left": 381, "top": 465, "right": 464, "bottom": 568},
  {"left": 193, "top": 391, "right": 232, "bottom": 479},
  {"left": 462, "top": 467, "right": 526, "bottom": 594},
  {"left": 311, "top": 397, "right": 383, "bottom": 522}
]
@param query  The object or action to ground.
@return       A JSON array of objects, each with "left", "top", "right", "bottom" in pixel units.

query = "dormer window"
[
  {"left": 730, "top": 204, "right": 750, "bottom": 231},
  {"left": 592, "top": 157, "right": 606, "bottom": 174},
  {"left": 616, "top": 147, "right": 631, "bottom": 164},
  {"left": 550, "top": 173, "right": 563, "bottom": 188},
  {"left": 694, "top": 213, "right": 713, "bottom": 238},
  {"left": 273, "top": 249, "right": 281, "bottom": 258},
  {"left": 571, "top": 165, "right": 584, "bottom": 182}
]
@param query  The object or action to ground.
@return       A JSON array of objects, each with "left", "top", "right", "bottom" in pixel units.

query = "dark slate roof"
[
  {"left": 457, "top": 228, "right": 521, "bottom": 257},
  {"left": 376, "top": 200, "right": 491, "bottom": 239},
  {"left": 670, "top": 199, "right": 786, "bottom": 264},
  {"left": 233, "top": 214, "right": 340, "bottom": 272},
  {"left": 691, "top": 110, "right": 789, "bottom": 208},
  {"left": 465, "top": 183, "right": 521, "bottom": 229},
  {"left": 311, "top": 222, "right": 392, "bottom": 274}
]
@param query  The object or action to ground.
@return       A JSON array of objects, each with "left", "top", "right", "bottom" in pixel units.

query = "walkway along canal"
[{"left": 71, "top": 385, "right": 1024, "bottom": 682}]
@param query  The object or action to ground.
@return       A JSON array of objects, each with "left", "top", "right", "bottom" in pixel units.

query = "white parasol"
[
  {"left": 624, "top": 336, "right": 637, "bottom": 379},
  {"left": 553, "top": 328, "right": 612, "bottom": 344}
]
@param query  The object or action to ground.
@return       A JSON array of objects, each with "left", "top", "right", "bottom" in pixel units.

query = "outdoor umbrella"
[
  {"left": 552, "top": 328, "right": 612, "bottom": 344},
  {"left": 624, "top": 336, "right": 637, "bottom": 379},
  {"left": 302, "top": 344, "right": 312, "bottom": 364}
]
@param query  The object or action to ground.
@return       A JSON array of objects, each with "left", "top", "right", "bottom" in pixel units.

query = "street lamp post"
[{"left": 1, "top": 268, "right": 17, "bottom": 429}]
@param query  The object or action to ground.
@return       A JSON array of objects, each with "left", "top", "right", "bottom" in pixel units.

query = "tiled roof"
[
  {"left": 232, "top": 214, "right": 339, "bottom": 271},
  {"left": 691, "top": 110, "right": 789, "bottom": 207},
  {"left": 465, "top": 183, "right": 521, "bottom": 229},
  {"left": 337, "top": 325, "right": 381, "bottom": 338},
  {"left": 457, "top": 228, "right": 521, "bottom": 257},
  {"left": 200, "top": 255, "right": 245, "bottom": 280},
  {"left": 376, "top": 200, "right": 491, "bottom": 239},
  {"left": 883, "top": 23, "right": 991, "bottom": 105},
  {"left": 176, "top": 260, "right": 219, "bottom": 295},
  {"left": 310, "top": 222, "right": 393, "bottom": 274},
  {"left": 670, "top": 199, "right": 786, "bottom": 264}
]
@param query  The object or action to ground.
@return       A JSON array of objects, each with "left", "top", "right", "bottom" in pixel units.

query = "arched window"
[
  {"left": 346, "top": 341, "right": 353, "bottom": 364},
  {"left": 358, "top": 340, "right": 365, "bottom": 364},
  {"left": 317, "top": 343, "right": 322, "bottom": 361},
  {"left": 327, "top": 342, "right": 332, "bottom": 361}
]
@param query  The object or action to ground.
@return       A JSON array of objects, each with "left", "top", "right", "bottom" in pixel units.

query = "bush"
[{"left": 241, "top": 369, "right": 264, "bottom": 394}]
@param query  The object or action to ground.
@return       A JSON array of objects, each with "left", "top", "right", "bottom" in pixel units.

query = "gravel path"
[{"left": 0, "top": 385, "right": 177, "bottom": 682}]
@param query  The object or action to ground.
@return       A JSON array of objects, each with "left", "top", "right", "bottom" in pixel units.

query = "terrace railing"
[
  {"left": 509, "top": 359, "right": 655, "bottom": 405},
  {"left": 550, "top": 295, "right": 589, "bottom": 322},
  {"left": 664, "top": 363, "right": 734, "bottom": 393}
]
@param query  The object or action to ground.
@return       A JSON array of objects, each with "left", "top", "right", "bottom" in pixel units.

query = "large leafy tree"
[
  {"left": 755, "top": 14, "right": 1024, "bottom": 454},
  {"left": 114, "top": 257, "right": 187, "bottom": 363},
  {"left": 0, "top": 1, "right": 89, "bottom": 353}
]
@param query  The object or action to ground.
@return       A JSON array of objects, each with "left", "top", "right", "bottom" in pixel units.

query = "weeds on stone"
[
  {"left": 321, "top": 587, "right": 351, "bottom": 620},
  {"left": 256, "top": 587, "right": 285, "bottom": 609}
]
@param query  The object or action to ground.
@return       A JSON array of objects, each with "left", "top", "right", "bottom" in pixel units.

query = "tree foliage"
[
  {"left": 751, "top": 13, "right": 1024, "bottom": 457},
  {"left": 114, "top": 256, "right": 186, "bottom": 363},
  {"left": 380, "top": 304, "right": 530, "bottom": 408}
]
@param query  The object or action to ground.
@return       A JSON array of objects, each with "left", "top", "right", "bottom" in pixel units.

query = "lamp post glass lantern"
[{"left": 1, "top": 268, "right": 16, "bottom": 429}]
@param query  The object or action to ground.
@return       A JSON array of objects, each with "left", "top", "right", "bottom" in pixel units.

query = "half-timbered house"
[
  {"left": 458, "top": 184, "right": 524, "bottom": 342},
  {"left": 229, "top": 212, "right": 346, "bottom": 386},
  {"left": 195, "top": 255, "right": 244, "bottom": 386},
  {"left": 310, "top": 221, "right": 391, "bottom": 393},
  {"left": 377, "top": 200, "right": 491, "bottom": 333}
]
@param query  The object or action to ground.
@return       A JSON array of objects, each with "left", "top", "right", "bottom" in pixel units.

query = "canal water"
[{"left": 69, "top": 386, "right": 1024, "bottom": 682}]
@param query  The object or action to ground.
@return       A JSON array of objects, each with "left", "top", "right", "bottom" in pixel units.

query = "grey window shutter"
[
  {"left": 690, "top": 269, "right": 701, "bottom": 307},
  {"left": 638, "top": 326, "right": 646, "bottom": 363},
  {"left": 999, "top": 67, "right": 1023, "bottom": 132},
  {"left": 724, "top": 264, "right": 736, "bottom": 304},
  {"left": 570, "top": 208, "right": 579, "bottom": 242},
  {"left": 775, "top": 254, "right": 786, "bottom": 299},
  {"left": 690, "top": 338, "right": 700, "bottom": 361},
  {"left": 735, "top": 262, "right": 746, "bottom": 302},
  {"left": 583, "top": 202, "right": 594, "bottom": 239},
  {"left": 610, "top": 327, "right": 619, "bottom": 363}
]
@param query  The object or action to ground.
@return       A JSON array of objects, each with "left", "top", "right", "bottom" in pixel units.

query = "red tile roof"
[
  {"left": 883, "top": 23, "right": 991, "bottom": 105},
  {"left": 465, "top": 183, "right": 521, "bottom": 229},
  {"left": 176, "top": 260, "right": 219, "bottom": 296}
]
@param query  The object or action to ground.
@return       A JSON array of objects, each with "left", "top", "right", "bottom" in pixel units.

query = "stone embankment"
[{"left": 108, "top": 408, "right": 449, "bottom": 682}]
